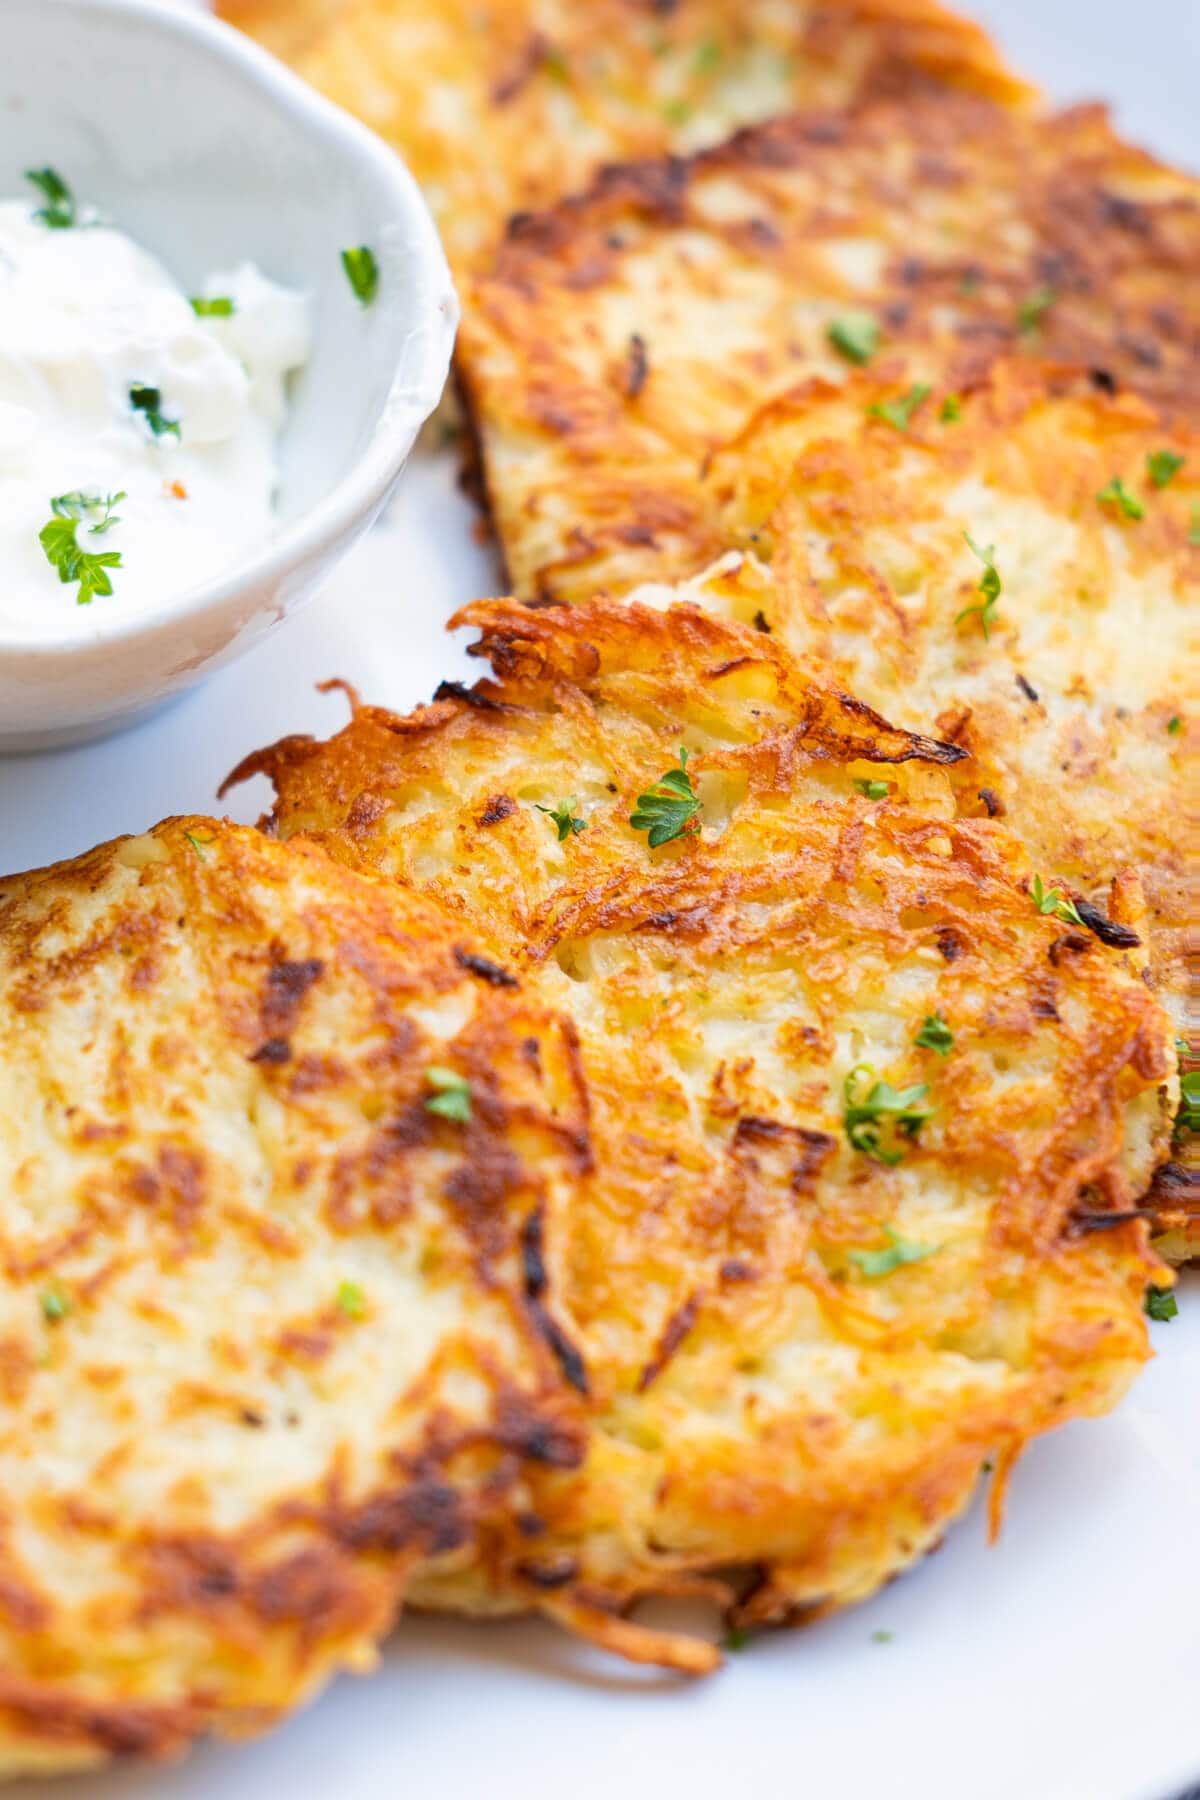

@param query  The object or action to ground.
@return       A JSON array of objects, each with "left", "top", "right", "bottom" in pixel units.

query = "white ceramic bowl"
[{"left": 0, "top": 0, "right": 457, "bottom": 751}]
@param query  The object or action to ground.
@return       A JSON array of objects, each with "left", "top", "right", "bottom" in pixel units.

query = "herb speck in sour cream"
[{"left": 0, "top": 169, "right": 310, "bottom": 641}]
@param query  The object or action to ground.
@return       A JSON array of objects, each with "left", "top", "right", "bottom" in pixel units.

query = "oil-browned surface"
[
  {"left": 610, "top": 363, "right": 1196, "bottom": 1026},
  {"left": 229, "top": 596, "right": 1177, "bottom": 1663},
  {"left": 0, "top": 820, "right": 592, "bottom": 1775},
  {"left": 456, "top": 98, "right": 1200, "bottom": 602},
  {"left": 219, "top": 0, "right": 1029, "bottom": 277}
]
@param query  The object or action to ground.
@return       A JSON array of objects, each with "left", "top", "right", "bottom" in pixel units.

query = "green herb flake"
[
  {"left": 1096, "top": 477, "right": 1144, "bottom": 521},
  {"left": 535, "top": 797, "right": 587, "bottom": 841},
  {"left": 940, "top": 393, "right": 963, "bottom": 423},
  {"left": 722, "top": 1627, "right": 751, "bottom": 1652},
  {"left": 662, "top": 97, "right": 693, "bottom": 125},
  {"left": 1017, "top": 285, "right": 1056, "bottom": 334},
  {"left": 1190, "top": 506, "right": 1200, "bottom": 547},
  {"left": 39, "top": 516, "right": 122, "bottom": 607},
  {"left": 129, "top": 383, "right": 181, "bottom": 441},
  {"left": 425, "top": 1065, "right": 472, "bottom": 1124},
  {"left": 854, "top": 778, "right": 890, "bottom": 801},
  {"left": 341, "top": 245, "right": 379, "bottom": 307},
  {"left": 25, "top": 166, "right": 76, "bottom": 229},
  {"left": 40, "top": 1286, "right": 72, "bottom": 1323},
  {"left": 336, "top": 1280, "right": 366, "bottom": 1319},
  {"left": 842, "top": 1064, "right": 933, "bottom": 1167},
  {"left": 847, "top": 1223, "right": 939, "bottom": 1278},
  {"left": 955, "top": 532, "right": 1002, "bottom": 639},
  {"left": 1176, "top": 1068, "right": 1200, "bottom": 1140},
  {"left": 914, "top": 1012, "right": 954, "bottom": 1056},
  {"left": 1147, "top": 449, "right": 1185, "bottom": 489},
  {"left": 1167, "top": 716, "right": 1183, "bottom": 735},
  {"left": 50, "top": 490, "right": 124, "bottom": 535},
  {"left": 1145, "top": 1285, "right": 1178, "bottom": 1323},
  {"left": 184, "top": 830, "right": 217, "bottom": 860},
  {"left": 1030, "top": 873, "right": 1085, "bottom": 928},
  {"left": 693, "top": 35, "right": 722, "bottom": 74},
  {"left": 630, "top": 747, "right": 703, "bottom": 848},
  {"left": 190, "top": 295, "right": 235, "bottom": 317},
  {"left": 868, "top": 383, "right": 931, "bottom": 433},
  {"left": 871, "top": 1629, "right": 894, "bottom": 1644},
  {"left": 828, "top": 311, "right": 881, "bottom": 366},
  {"left": 542, "top": 45, "right": 570, "bottom": 83}
]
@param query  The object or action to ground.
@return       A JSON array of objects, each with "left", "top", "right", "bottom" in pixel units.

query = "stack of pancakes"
[{"left": 0, "top": 0, "right": 1192, "bottom": 1775}]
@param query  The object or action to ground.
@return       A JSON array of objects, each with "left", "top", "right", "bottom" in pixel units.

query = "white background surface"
[{"left": 4, "top": 4, "right": 1199, "bottom": 1797}]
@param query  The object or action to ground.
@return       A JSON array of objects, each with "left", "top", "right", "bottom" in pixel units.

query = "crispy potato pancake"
[
  {"left": 0, "top": 819, "right": 594, "bottom": 1774},
  {"left": 229, "top": 596, "right": 1177, "bottom": 1653},
  {"left": 612, "top": 364, "right": 1196, "bottom": 1030},
  {"left": 456, "top": 97, "right": 1200, "bottom": 603},
  {"left": 218, "top": 0, "right": 1029, "bottom": 277}
]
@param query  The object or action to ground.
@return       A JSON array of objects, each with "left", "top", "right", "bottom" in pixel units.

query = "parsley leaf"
[
  {"left": 1176, "top": 1068, "right": 1200, "bottom": 1140},
  {"left": 1097, "top": 477, "right": 1144, "bottom": 521},
  {"left": 1030, "top": 873, "right": 1085, "bottom": 928},
  {"left": 940, "top": 393, "right": 963, "bottom": 423},
  {"left": 425, "top": 1066, "right": 472, "bottom": 1123},
  {"left": 183, "top": 830, "right": 217, "bottom": 860},
  {"left": 828, "top": 312, "right": 881, "bottom": 366},
  {"left": 630, "top": 747, "right": 703, "bottom": 847},
  {"left": 868, "top": 383, "right": 931, "bottom": 432},
  {"left": 956, "top": 532, "right": 1002, "bottom": 639},
  {"left": 1147, "top": 449, "right": 1185, "bottom": 489},
  {"left": 914, "top": 1012, "right": 954, "bottom": 1056},
  {"left": 1168, "top": 716, "right": 1183, "bottom": 735},
  {"left": 50, "top": 490, "right": 124, "bottom": 535},
  {"left": 39, "top": 516, "right": 122, "bottom": 606},
  {"left": 854, "top": 778, "right": 890, "bottom": 801},
  {"left": 341, "top": 245, "right": 379, "bottom": 306},
  {"left": 535, "top": 797, "right": 587, "bottom": 841},
  {"left": 693, "top": 35, "right": 722, "bottom": 74},
  {"left": 843, "top": 1064, "right": 933, "bottom": 1166},
  {"left": 25, "top": 166, "right": 75, "bottom": 229},
  {"left": 1017, "top": 285, "right": 1056, "bottom": 334},
  {"left": 722, "top": 1627, "right": 751, "bottom": 1652},
  {"left": 190, "top": 295, "right": 235, "bottom": 317},
  {"left": 1190, "top": 505, "right": 1200, "bottom": 547},
  {"left": 847, "top": 1224, "right": 939, "bottom": 1278},
  {"left": 1145, "top": 1285, "right": 1178, "bottom": 1323},
  {"left": 336, "top": 1280, "right": 366, "bottom": 1319},
  {"left": 871, "top": 1629, "right": 895, "bottom": 1644},
  {"left": 129, "top": 383, "right": 181, "bottom": 440},
  {"left": 40, "top": 1285, "right": 72, "bottom": 1322}
]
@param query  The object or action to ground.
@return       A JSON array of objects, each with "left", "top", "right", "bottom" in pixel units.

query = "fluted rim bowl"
[{"left": 0, "top": 0, "right": 458, "bottom": 750}]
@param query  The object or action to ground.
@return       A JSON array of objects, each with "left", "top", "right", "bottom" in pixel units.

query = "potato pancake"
[
  {"left": 0, "top": 820, "right": 593, "bottom": 1774},
  {"left": 218, "top": 0, "right": 1029, "bottom": 277},
  {"left": 455, "top": 97, "right": 1200, "bottom": 603},
  {"left": 228, "top": 596, "right": 1177, "bottom": 1655},
  {"left": 613, "top": 364, "right": 1196, "bottom": 1030}
]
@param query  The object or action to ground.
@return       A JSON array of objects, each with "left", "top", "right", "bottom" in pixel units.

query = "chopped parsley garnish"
[
  {"left": 842, "top": 1064, "right": 933, "bottom": 1166},
  {"left": 847, "top": 1224, "right": 939, "bottom": 1278},
  {"left": 630, "top": 747, "right": 703, "bottom": 847},
  {"left": 184, "top": 830, "right": 217, "bottom": 860},
  {"left": 828, "top": 312, "right": 881, "bottom": 366},
  {"left": 1176, "top": 1068, "right": 1200, "bottom": 1140},
  {"left": 854, "top": 778, "right": 890, "bottom": 801},
  {"left": 940, "top": 393, "right": 963, "bottom": 422},
  {"left": 868, "top": 383, "right": 930, "bottom": 433},
  {"left": 1147, "top": 449, "right": 1185, "bottom": 489},
  {"left": 1017, "top": 285, "right": 1056, "bottom": 334},
  {"left": 871, "top": 1629, "right": 895, "bottom": 1644},
  {"left": 955, "top": 532, "right": 1002, "bottom": 639},
  {"left": 1167, "top": 715, "right": 1182, "bottom": 735},
  {"left": 50, "top": 490, "right": 124, "bottom": 535},
  {"left": 722, "top": 1627, "right": 751, "bottom": 1652},
  {"left": 336, "top": 1280, "right": 366, "bottom": 1319},
  {"left": 25, "top": 166, "right": 76, "bottom": 229},
  {"left": 535, "top": 797, "right": 587, "bottom": 841},
  {"left": 914, "top": 1012, "right": 954, "bottom": 1056},
  {"left": 1030, "top": 873, "right": 1085, "bottom": 928},
  {"left": 693, "top": 35, "right": 722, "bottom": 74},
  {"left": 1191, "top": 506, "right": 1200, "bottom": 547},
  {"left": 129, "top": 383, "right": 181, "bottom": 440},
  {"left": 1097, "top": 477, "right": 1143, "bottom": 521},
  {"left": 39, "top": 515, "right": 122, "bottom": 607},
  {"left": 662, "top": 97, "right": 693, "bottom": 125},
  {"left": 1145, "top": 1285, "right": 1178, "bottom": 1323},
  {"left": 341, "top": 245, "right": 379, "bottom": 307},
  {"left": 40, "top": 1286, "right": 71, "bottom": 1323},
  {"left": 425, "top": 1066, "right": 472, "bottom": 1123},
  {"left": 190, "top": 295, "right": 235, "bottom": 317}
]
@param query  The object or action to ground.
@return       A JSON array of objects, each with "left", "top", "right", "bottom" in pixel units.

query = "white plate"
[{"left": 3, "top": 3, "right": 1199, "bottom": 1796}]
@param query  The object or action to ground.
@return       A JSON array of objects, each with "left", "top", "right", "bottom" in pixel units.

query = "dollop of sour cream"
[{"left": 0, "top": 188, "right": 310, "bottom": 643}]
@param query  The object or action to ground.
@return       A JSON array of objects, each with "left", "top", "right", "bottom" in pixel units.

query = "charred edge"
[
  {"left": 521, "top": 1207, "right": 589, "bottom": 1395},
  {"left": 455, "top": 945, "right": 520, "bottom": 989},
  {"left": 636, "top": 1291, "right": 702, "bottom": 1393},
  {"left": 626, "top": 331, "right": 649, "bottom": 398},
  {"left": 249, "top": 1036, "right": 291, "bottom": 1065},
  {"left": 517, "top": 1554, "right": 580, "bottom": 1589},
  {"left": 1015, "top": 672, "right": 1040, "bottom": 705},
  {"left": 832, "top": 691, "right": 968, "bottom": 765},
  {"left": 263, "top": 958, "right": 324, "bottom": 1036},
  {"left": 521, "top": 1206, "right": 548, "bottom": 1299},
  {"left": 496, "top": 1394, "right": 583, "bottom": 1469},
  {"left": 478, "top": 794, "right": 517, "bottom": 827},
  {"left": 1071, "top": 897, "right": 1141, "bottom": 950},
  {"left": 216, "top": 734, "right": 317, "bottom": 802},
  {"left": 432, "top": 679, "right": 511, "bottom": 713},
  {"left": 1068, "top": 1206, "right": 1162, "bottom": 1235},
  {"left": 978, "top": 787, "right": 1003, "bottom": 817},
  {"left": 1144, "top": 1160, "right": 1200, "bottom": 1213},
  {"left": 338, "top": 1480, "right": 468, "bottom": 1557},
  {"left": 1048, "top": 930, "right": 1091, "bottom": 964}
]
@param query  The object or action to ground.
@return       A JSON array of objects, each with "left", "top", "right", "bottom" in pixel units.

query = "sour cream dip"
[{"left": 0, "top": 173, "right": 310, "bottom": 644}]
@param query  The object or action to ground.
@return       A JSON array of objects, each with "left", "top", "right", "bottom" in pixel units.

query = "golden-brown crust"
[
  {"left": 456, "top": 97, "right": 1200, "bottom": 601},
  {"left": 219, "top": 0, "right": 1031, "bottom": 277}
]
